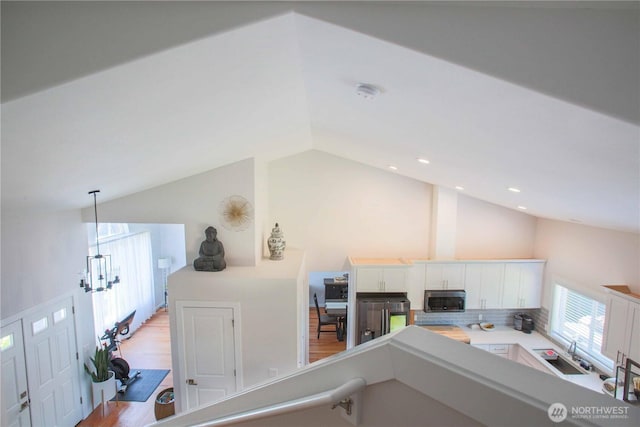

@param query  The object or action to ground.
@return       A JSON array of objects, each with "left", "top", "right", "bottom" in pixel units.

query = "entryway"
[{"left": 1, "top": 296, "right": 82, "bottom": 427}]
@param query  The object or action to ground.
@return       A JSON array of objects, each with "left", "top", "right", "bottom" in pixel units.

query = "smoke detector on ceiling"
[{"left": 355, "top": 83, "right": 380, "bottom": 99}]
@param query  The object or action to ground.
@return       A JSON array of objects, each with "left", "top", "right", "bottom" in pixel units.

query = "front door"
[
  {"left": 177, "top": 303, "right": 238, "bottom": 410},
  {"left": 23, "top": 297, "right": 82, "bottom": 427},
  {"left": 1, "top": 320, "right": 31, "bottom": 427}
]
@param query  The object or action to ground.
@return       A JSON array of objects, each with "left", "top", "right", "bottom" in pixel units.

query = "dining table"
[{"left": 325, "top": 300, "right": 348, "bottom": 341}]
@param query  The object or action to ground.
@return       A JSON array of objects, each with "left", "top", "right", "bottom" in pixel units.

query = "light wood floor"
[
  {"left": 308, "top": 307, "right": 347, "bottom": 363},
  {"left": 78, "top": 309, "right": 173, "bottom": 427},
  {"left": 77, "top": 307, "right": 344, "bottom": 426}
]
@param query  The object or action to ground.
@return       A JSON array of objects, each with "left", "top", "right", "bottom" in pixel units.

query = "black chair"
[{"left": 314, "top": 293, "right": 340, "bottom": 339}]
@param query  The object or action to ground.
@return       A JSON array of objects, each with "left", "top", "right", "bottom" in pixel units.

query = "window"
[
  {"left": 0, "top": 333, "right": 14, "bottom": 351},
  {"left": 89, "top": 227, "right": 155, "bottom": 339},
  {"left": 551, "top": 284, "right": 612, "bottom": 370},
  {"left": 96, "top": 223, "right": 129, "bottom": 240}
]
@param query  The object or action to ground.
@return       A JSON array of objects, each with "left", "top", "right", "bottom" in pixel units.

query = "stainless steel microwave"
[{"left": 424, "top": 290, "right": 466, "bottom": 312}]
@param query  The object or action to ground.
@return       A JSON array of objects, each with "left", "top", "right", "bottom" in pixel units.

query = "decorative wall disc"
[{"left": 219, "top": 195, "right": 254, "bottom": 231}]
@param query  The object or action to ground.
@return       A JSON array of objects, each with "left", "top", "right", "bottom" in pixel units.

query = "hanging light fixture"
[{"left": 80, "top": 190, "right": 120, "bottom": 292}]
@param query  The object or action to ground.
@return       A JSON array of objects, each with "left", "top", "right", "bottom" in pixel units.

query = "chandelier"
[{"left": 80, "top": 190, "right": 120, "bottom": 292}]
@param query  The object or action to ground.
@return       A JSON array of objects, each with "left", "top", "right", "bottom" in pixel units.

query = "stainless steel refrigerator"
[{"left": 356, "top": 293, "right": 410, "bottom": 345}]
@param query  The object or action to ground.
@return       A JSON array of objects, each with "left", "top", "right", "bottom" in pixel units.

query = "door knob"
[
  {"left": 20, "top": 400, "right": 29, "bottom": 412},
  {"left": 186, "top": 379, "right": 198, "bottom": 385}
]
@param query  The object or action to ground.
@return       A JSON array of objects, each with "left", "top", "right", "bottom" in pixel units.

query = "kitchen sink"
[
  {"left": 544, "top": 356, "right": 585, "bottom": 375},
  {"left": 533, "top": 349, "right": 586, "bottom": 375}
]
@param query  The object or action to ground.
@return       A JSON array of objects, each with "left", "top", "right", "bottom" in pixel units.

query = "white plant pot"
[{"left": 91, "top": 371, "right": 116, "bottom": 409}]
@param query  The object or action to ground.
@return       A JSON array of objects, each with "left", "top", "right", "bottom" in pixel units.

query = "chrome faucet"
[{"left": 567, "top": 340, "right": 577, "bottom": 359}]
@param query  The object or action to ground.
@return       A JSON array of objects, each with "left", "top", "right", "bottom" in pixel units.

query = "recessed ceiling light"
[
  {"left": 355, "top": 83, "right": 380, "bottom": 99},
  {"left": 517, "top": 205, "right": 527, "bottom": 210},
  {"left": 508, "top": 187, "right": 521, "bottom": 193},
  {"left": 388, "top": 165, "right": 398, "bottom": 170},
  {"left": 455, "top": 186, "right": 464, "bottom": 191},
  {"left": 417, "top": 158, "right": 430, "bottom": 164}
]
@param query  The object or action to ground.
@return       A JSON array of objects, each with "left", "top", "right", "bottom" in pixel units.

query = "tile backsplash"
[
  {"left": 531, "top": 306, "right": 549, "bottom": 334},
  {"left": 414, "top": 308, "right": 540, "bottom": 328}
]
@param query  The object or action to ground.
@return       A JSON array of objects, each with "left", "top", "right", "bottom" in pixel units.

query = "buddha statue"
[{"left": 193, "top": 226, "right": 226, "bottom": 271}]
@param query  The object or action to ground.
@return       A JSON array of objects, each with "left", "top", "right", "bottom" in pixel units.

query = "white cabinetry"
[
  {"left": 393, "top": 259, "right": 544, "bottom": 309},
  {"left": 488, "top": 344, "right": 511, "bottom": 358},
  {"left": 510, "top": 345, "right": 553, "bottom": 374},
  {"left": 350, "top": 258, "right": 410, "bottom": 293},
  {"left": 502, "top": 262, "right": 544, "bottom": 309},
  {"left": 425, "top": 263, "right": 466, "bottom": 290},
  {"left": 602, "top": 293, "right": 629, "bottom": 361},
  {"left": 602, "top": 287, "right": 640, "bottom": 365},
  {"left": 627, "top": 303, "right": 640, "bottom": 361},
  {"left": 473, "top": 343, "right": 511, "bottom": 359},
  {"left": 477, "top": 344, "right": 554, "bottom": 373},
  {"left": 628, "top": 303, "right": 640, "bottom": 362},
  {"left": 465, "top": 263, "right": 504, "bottom": 309},
  {"left": 355, "top": 267, "right": 408, "bottom": 292}
]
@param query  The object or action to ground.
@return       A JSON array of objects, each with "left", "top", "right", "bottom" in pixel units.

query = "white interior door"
[
  {"left": 23, "top": 297, "right": 82, "bottom": 427},
  {"left": 178, "top": 302, "right": 238, "bottom": 411},
  {"left": 1, "top": 320, "right": 31, "bottom": 427}
]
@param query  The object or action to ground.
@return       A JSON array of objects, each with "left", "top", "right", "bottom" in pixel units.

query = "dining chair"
[{"left": 314, "top": 293, "right": 340, "bottom": 339}]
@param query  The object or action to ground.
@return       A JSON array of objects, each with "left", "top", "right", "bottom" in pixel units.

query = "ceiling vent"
[{"left": 355, "top": 83, "right": 380, "bottom": 100}]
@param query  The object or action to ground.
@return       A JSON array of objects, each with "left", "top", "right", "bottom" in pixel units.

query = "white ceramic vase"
[
  {"left": 267, "top": 223, "right": 286, "bottom": 260},
  {"left": 91, "top": 371, "right": 116, "bottom": 409}
]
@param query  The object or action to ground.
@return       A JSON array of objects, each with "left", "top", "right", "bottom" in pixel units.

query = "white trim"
[
  {"left": 550, "top": 274, "right": 608, "bottom": 304},
  {"left": 1, "top": 289, "right": 83, "bottom": 327},
  {"left": 549, "top": 282, "right": 613, "bottom": 373}
]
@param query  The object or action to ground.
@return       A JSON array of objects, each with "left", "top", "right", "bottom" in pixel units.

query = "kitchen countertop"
[
  {"left": 420, "top": 325, "right": 471, "bottom": 344},
  {"left": 462, "top": 325, "right": 605, "bottom": 394}
]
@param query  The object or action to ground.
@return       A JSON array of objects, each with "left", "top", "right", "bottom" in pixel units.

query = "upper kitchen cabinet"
[
  {"left": 349, "top": 258, "right": 411, "bottom": 293},
  {"left": 502, "top": 261, "right": 545, "bottom": 309},
  {"left": 602, "top": 285, "right": 640, "bottom": 365},
  {"left": 421, "top": 259, "right": 544, "bottom": 309},
  {"left": 629, "top": 303, "right": 640, "bottom": 362},
  {"left": 465, "top": 263, "right": 505, "bottom": 309},
  {"left": 424, "top": 262, "right": 466, "bottom": 290}
]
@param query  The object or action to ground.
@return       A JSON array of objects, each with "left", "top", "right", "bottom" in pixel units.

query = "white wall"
[
  {"left": 168, "top": 250, "right": 306, "bottom": 407},
  {"left": 268, "top": 150, "right": 432, "bottom": 271},
  {"left": 179, "top": 380, "right": 480, "bottom": 427},
  {"left": 0, "top": 208, "right": 98, "bottom": 417},
  {"left": 534, "top": 218, "right": 640, "bottom": 308},
  {"left": 82, "top": 158, "right": 258, "bottom": 267},
  {"left": 254, "top": 157, "right": 270, "bottom": 260},
  {"left": 268, "top": 149, "right": 542, "bottom": 270},
  {"left": 456, "top": 194, "right": 537, "bottom": 259},
  {"left": 1, "top": 209, "right": 88, "bottom": 318}
]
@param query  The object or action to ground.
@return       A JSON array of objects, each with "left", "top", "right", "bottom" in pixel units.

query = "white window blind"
[{"left": 551, "top": 284, "right": 612, "bottom": 369}]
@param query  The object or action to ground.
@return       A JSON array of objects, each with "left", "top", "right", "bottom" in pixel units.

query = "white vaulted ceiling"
[{"left": 2, "top": 2, "right": 639, "bottom": 233}]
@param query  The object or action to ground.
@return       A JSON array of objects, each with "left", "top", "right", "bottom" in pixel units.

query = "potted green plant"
[
  {"left": 84, "top": 345, "right": 110, "bottom": 382},
  {"left": 84, "top": 345, "right": 115, "bottom": 408}
]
